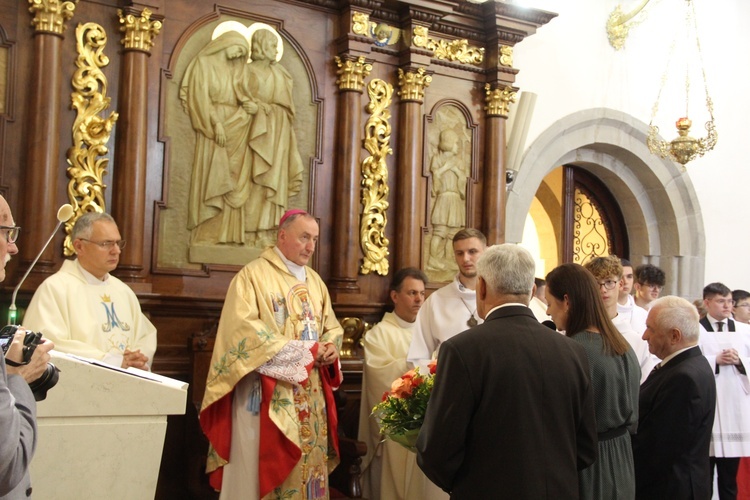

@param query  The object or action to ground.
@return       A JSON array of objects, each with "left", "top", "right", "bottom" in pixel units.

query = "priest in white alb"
[
  {"left": 23, "top": 212, "right": 156, "bottom": 370},
  {"left": 358, "top": 267, "right": 430, "bottom": 500}
]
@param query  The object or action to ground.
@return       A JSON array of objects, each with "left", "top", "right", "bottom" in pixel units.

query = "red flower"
[
  {"left": 428, "top": 360, "right": 437, "bottom": 375},
  {"left": 381, "top": 391, "right": 389, "bottom": 402}
]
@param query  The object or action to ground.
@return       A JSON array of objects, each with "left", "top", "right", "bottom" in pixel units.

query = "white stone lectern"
[{"left": 29, "top": 351, "right": 188, "bottom": 500}]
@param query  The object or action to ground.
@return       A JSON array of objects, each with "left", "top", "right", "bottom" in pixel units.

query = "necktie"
[
  {"left": 717, "top": 322, "right": 724, "bottom": 332},
  {"left": 647, "top": 363, "right": 661, "bottom": 380}
]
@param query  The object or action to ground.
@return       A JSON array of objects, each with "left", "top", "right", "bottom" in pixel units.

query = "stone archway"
[{"left": 507, "top": 108, "right": 705, "bottom": 299}]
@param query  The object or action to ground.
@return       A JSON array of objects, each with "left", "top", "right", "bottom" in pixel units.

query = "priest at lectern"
[
  {"left": 23, "top": 212, "right": 156, "bottom": 370},
  {"left": 200, "top": 209, "right": 343, "bottom": 500}
]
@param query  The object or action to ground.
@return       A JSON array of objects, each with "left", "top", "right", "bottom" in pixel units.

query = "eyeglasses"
[
  {"left": 711, "top": 298, "right": 735, "bottom": 307},
  {"left": 640, "top": 283, "right": 663, "bottom": 291},
  {"left": 597, "top": 280, "right": 618, "bottom": 291},
  {"left": 79, "top": 238, "right": 126, "bottom": 250},
  {"left": 0, "top": 225, "right": 20, "bottom": 244},
  {"left": 735, "top": 303, "right": 750, "bottom": 309}
]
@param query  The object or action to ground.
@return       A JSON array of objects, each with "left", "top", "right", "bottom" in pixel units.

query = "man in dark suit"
[
  {"left": 632, "top": 295, "right": 716, "bottom": 500},
  {"left": 416, "top": 244, "right": 598, "bottom": 499}
]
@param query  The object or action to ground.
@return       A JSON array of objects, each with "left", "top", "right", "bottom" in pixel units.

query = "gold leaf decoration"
[
  {"left": 64, "top": 22, "right": 118, "bottom": 255},
  {"left": 412, "top": 25, "right": 484, "bottom": 65},
  {"left": 484, "top": 83, "right": 516, "bottom": 118},
  {"left": 360, "top": 79, "right": 393, "bottom": 276},
  {"left": 28, "top": 0, "right": 77, "bottom": 35}
]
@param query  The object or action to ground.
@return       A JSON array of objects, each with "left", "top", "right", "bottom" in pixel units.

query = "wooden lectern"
[{"left": 29, "top": 351, "right": 188, "bottom": 499}]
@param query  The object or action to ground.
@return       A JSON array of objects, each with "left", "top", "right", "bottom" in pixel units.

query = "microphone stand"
[{"left": 8, "top": 205, "right": 73, "bottom": 325}]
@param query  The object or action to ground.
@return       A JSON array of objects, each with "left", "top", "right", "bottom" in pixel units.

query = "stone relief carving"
[
  {"left": 425, "top": 105, "right": 471, "bottom": 281},
  {"left": 166, "top": 20, "right": 311, "bottom": 268}
]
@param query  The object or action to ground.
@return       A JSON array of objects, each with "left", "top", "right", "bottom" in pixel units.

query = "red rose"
[{"left": 428, "top": 360, "right": 437, "bottom": 375}]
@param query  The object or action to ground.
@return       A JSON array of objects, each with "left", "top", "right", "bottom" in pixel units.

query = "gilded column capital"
[
  {"left": 118, "top": 7, "right": 162, "bottom": 53},
  {"left": 484, "top": 83, "right": 516, "bottom": 118},
  {"left": 397, "top": 68, "right": 432, "bottom": 103},
  {"left": 334, "top": 56, "right": 372, "bottom": 92},
  {"left": 28, "top": 0, "right": 77, "bottom": 35}
]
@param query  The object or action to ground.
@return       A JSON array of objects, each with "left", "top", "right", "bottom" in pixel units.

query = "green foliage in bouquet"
[{"left": 371, "top": 360, "right": 437, "bottom": 448}]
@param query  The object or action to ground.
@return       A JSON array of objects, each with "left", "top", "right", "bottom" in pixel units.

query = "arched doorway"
[{"left": 509, "top": 108, "right": 705, "bottom": 299}]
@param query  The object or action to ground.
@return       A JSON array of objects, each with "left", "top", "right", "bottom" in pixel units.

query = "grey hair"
[
  {"left": 476, "top": 244, "right": 535, "bottom": 296},
  {"left": 71, "top": 212, "right": 116, "bottom": 241},
  {"left": 651, "top": 295, "right": 700, "bottom": 342}
]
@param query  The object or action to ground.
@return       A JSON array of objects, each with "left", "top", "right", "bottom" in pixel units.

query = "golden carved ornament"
[
  {"left": 339, "top": 317, "right": 371, "bottom": 358},
  {"left": 484, "top": 83, "right": 516, "bottom": 118},
  {"left": 397, "top": 68, "right": 431, "bottom": 103},
  {"left": 118, "top": 7, "right": 162, "bottom": 53},
  {"left": 606, "top": 0, "right": 650, "bottom": 50},
  {"left": 28, "top": 0, "right": 77, "bottom": 35},
  {"left": 360, "top": 79, "right": 393, "bottom": 276},
  {"left": 499, "top": 45, "right": 513, "bottom": 67},
  {"left": 64, "top": 22, "right": 118, "bottom": 256},
  {"left": 412, "top": 25, "right": 430, "bottom": 49},
  {"left": 412, "top": 25, "right": 484, "bottom": 65},
  {"left": 352, "top": 12, "right": 401, "bottom": 47},
  {"left": 352, "top": 11, "right": 369, "bottom": 36},
  {"left": 334, "top": 56, "right": 372, "bottom": 92}
]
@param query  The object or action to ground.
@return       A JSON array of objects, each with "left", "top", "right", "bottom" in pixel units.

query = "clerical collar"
[
  {"left": 76, "top": 259, "right": 110, "bottom": 285},
  {"left": 392, "top": 312, "right": 415, "bottom": 329},
  {"left": 456, "top": 275, "right": 475, "bottom": 293},
  {"left": 273, "top": 246, "right": 306, "bottom": 282}
]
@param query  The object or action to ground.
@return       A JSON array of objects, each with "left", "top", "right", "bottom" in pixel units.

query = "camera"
[{"left": 0, "top": 325, "right": 59, "bottom": 401}]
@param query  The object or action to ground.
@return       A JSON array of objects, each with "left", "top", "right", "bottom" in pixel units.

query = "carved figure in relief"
[
  {"left": 428, "top": 129, "right": 468, "bottom": 270},
  {"left": 238, "top": 29, "right": 304, "bottom": 248},
  {"left": 179, "top": 31, "right": 256, "bottom": 244}
]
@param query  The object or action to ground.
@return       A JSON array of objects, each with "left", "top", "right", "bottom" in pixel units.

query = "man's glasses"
[
  {"left": 735, "top": 303, "right": 750, "bottom": 309},
  {"left": 597, "top": 280, "right": 618, "bottom": 291},
  {"left": 711, "top": 298, "right": 735, "bottom": 307},
  {"left": 640, "top": 283, "right": 663, "bottom": 291},
  {"left": 79, "top": 238, "right": 126, "bottom": 250},
  {"left": 0, "top": 225, "right": 20, "bottom": 244}
]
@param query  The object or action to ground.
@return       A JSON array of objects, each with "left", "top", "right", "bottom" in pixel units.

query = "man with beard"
[{"left": 407, "top": 228, "right": 486, "bottom": 371}]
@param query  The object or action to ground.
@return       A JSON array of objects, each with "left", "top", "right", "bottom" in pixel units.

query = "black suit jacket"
[
  {"left": 632, "top": 346, "right": 716, "bottom": 500},
  {"left": 416, "top": 305, "right": 597, "bottom": 499}
]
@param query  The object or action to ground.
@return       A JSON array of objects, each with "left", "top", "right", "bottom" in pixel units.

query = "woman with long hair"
[{"left": 545, "top": 263, "right": 639, "bottom": 500}]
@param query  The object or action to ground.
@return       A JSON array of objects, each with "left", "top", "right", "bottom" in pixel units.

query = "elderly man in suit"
[
  {"left": 416, "top": 244, "right": 597, "bottom": 498},
  {"left": 632, "top": 295, "right": 716, "bottom": 499}
]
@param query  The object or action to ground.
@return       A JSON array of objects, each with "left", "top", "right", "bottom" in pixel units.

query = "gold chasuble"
[{"left": 200, "top": 248, "right": 343, "bottom": 499}]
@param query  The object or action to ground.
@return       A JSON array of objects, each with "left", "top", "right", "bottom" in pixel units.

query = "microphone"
[
  {"left": 8, "top": 204, "right": 75, "bottom": 325},
  {"left": 542, "top": 320, "right": 557, "bottom": 331}
]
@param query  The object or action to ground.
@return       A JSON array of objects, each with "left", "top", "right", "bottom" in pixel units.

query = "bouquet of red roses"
[{"left": 371, "top": 360, "right": 437, "bottom": 451}]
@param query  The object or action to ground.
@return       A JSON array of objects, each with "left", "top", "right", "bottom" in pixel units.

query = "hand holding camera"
[
  {"left": 5, "top": 330, "right": 53, "bottom": 381},
  {"left": 1, "top": 325, "right": 58, "bottom": 400}
]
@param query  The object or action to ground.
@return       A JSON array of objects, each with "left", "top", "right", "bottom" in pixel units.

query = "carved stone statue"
[
  {"left": 239, "top": 29, "right": 304, "bottom": 247},
  {"left": 428, "top": 128, "right": 468, "bottom": 270},
  {"left": 179, "top": 27, "right": 303, "bottom": 249},
  {"left": 179, "top": 31, "right": 254, "bottom": 245}
]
